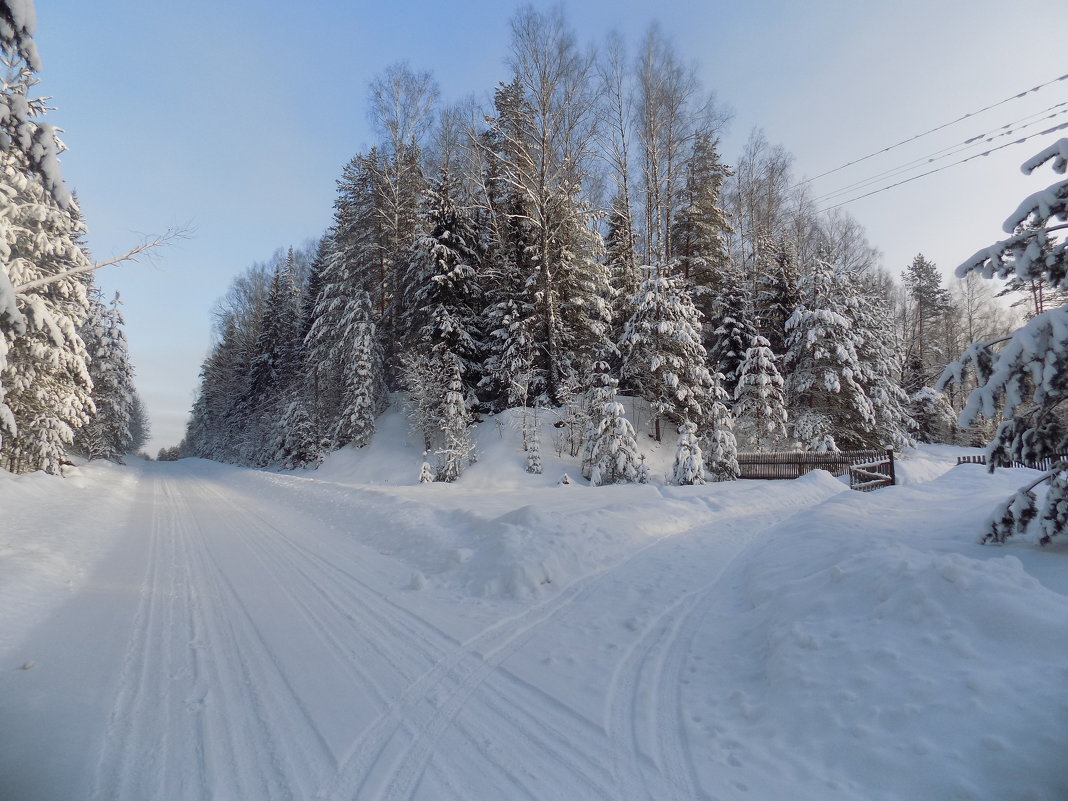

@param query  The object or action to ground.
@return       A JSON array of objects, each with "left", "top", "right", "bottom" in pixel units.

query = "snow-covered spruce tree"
[
  {"left": 435, "top": 358, "right": 474, "bottom": 482},
  {"left": 671, "top": 419, "right": 705, "bottom": 485},
  {"left": 245, "top": 254, "right": 304, "bottom": 465},
  {"left": 669, "top": 130, "right": 733, "bottom": 340},
  {"left": 580, "top": 359, "right": 616, "bottom": 480},
  {"left": 273, "top": 394, "right": 321, "bottom": 470},
  {"left": 475, "top": 78, "right": 539, "bottom": 408},
  {"left": 74, "top": 289, "right": 136, "bottom": 461},
  {"left": 851, "top": 279, "right": 915, "bottom": 451},
  {"left": 487, "top": 11, "right": 611, "bottom": 404},
  {"left": 753, "top": 236, "right": 801, "bottom": 358},
  {"left": 620, "top": 271, "right": 712, "bottom": 442},
  {"left": 0, "top": 6, "right": 95, "bottom": 473},
  {"left": 306, "top": 159, "right": 390, "bottom": 450},
  {"left": 330, "top": 289, "right": 383, "bottom": 450},
  {"left": 939, "top": 138, "right": 1068, "bottom": 544},
  {"left": 703, "top": 371, "right": 740, "bottom": 481},
  {"left": 784, "top": 256, "right": 875, "bottom": 451},
  {"left": 586, "top": 398, "right": 645, "bottom": 486},
  {"left": 525, "top": 411, "right": 542, "bottom": 474},
  {"left": 709, "top": 271, "right": 760, "bottom": 401},
  {"left": 732, "top": 334, "right": 788, "bottom": 452},
  {"left": 0, "top": 150, "right": 94, "bottom": 474},
  {"left": 605, "top": 188, "right": 642, "bottom": 345},
  {"left": 403, "top": 172, "right": 483, "bottom": 391}
]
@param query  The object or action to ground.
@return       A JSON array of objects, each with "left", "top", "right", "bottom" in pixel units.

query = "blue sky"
[{"left": 29, "top": 0, "right": 1068, "bottom": 452}]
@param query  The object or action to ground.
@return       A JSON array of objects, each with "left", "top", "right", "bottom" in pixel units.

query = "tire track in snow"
[
  {"left": 603, "top": 504, "right": 810, "bottom": 801},
  {"left": 90, "top": 476, "right": 301, "bottom": 800},
  {"left": 190, "top": 476, "right": 450, "bottom": 686}
]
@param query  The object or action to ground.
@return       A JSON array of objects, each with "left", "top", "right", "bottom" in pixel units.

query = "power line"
[
  {"left": 816, "top": 120, "right": 1068, "bottom": 213},
  {"left": 811, "top": 102, "right": 1068, "bottom": 205},
  {"left": 800, "top": 72, "right": 1068, "bottom": 186}
]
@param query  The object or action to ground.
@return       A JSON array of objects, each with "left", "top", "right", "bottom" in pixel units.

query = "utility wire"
[
  {"left": 800, "top": 72, "right": 1068, "bottom": 186},
  {"left": 812, "top": 103, "right": 1068, "bottom": 205},
  {"left": 816, "top": 120, "right": 1068, "bottom": 213}
]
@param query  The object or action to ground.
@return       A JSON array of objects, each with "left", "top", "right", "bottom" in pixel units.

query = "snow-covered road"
[
  {"left": 3, "top": 453, "right": 1066, "bottom": 801},
  {"left": 1, "top": 460, "right": 814, "bottom": 800}
]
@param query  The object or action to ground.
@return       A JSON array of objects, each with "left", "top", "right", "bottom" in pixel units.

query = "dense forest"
[{"left": 179, "top": 8, "right": 1016, "bottom": 482}]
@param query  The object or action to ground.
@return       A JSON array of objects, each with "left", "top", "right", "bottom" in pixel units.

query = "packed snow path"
[
  {"left": 1, "top": 460, "right": 817, "bottom": 800},
  {"left": 3, "top": 455, "right": 1066, "bottom": 800}
]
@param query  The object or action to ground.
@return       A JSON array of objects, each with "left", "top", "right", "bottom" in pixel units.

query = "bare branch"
[{"left": 13, "top": 226, "right": 192, "bottom": 294}]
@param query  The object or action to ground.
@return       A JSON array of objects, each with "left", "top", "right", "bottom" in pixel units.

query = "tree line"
[{"left": 180, "top": 7, "right": 1017, "bottom": 483}]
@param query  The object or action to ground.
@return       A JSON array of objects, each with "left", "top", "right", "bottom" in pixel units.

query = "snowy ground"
[{"left": 1, "top": 410, "right": 1066, "bottom": 801}]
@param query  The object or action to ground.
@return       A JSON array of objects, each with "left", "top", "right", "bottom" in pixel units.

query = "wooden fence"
[
  {"left": 957, "top": 454, "right": 1067, "bottom": 471},
  {"left": 737, "top": 449, "right": 895, "bottom": 491}
]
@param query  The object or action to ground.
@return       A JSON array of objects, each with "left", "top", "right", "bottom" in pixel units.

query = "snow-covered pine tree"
[
  {"left": 703, "top": 371, "right": 740, "bottom": 481},
  {"left": 476, "top": 78, "right": 539, "bottom": 408},
  {"left": 671, "top": 419, "right": 705, "bottom": 485},
  {"left": 732, "top": 334, "right": 788, "bottom": 452},
  {"left": 784, "top": 256, "right": 875, "bottom": 451},
  {"left": 939, "top": 138, "right": 1068, "bottom": 544},
  {"left": 620, "top": 271, "right": 712, "bottom": 441}
]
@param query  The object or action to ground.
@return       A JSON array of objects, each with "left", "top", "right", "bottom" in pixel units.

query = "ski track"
[{"left": 88, "top": 466, "right": 830, "bottom": 800}]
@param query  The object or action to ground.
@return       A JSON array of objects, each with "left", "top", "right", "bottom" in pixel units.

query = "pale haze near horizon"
[{"left": 30, "top": 0, "right": 1068, "bottom": 454}]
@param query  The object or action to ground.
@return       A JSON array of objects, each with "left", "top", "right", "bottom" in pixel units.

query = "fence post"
[{"left": 885, "top": 448, "right": 896, "bottom": 486}]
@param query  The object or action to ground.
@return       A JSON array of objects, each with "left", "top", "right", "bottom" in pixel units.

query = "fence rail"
[
  {"left": 737, "top": 449, "right": 895, "bottom": 491},
  {"left": 957, "top": 454, "right": 1068, "bottom": 471}
]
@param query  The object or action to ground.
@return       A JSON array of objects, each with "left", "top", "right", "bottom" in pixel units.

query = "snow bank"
[
  {"left": 684, "top": 465, "right": 1068, "bottom": 800},
  {"left": 0, "top": 461, "right": 140, "bottom": 652}
]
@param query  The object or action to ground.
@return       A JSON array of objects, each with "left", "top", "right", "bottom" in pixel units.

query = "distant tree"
[
  {"left": 75, "top": 290, "right": 137, "bottom": 461},
  {"left": 939, "top": 138, "right": 1068, "bottom": 544},
  {"left": 900, "top": 253, "right": 954, "bottom": 394}
]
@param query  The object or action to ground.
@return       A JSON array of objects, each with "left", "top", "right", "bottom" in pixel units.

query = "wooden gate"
[{"left": 737, "top": 449, "right": 896, "bottom": 491}]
